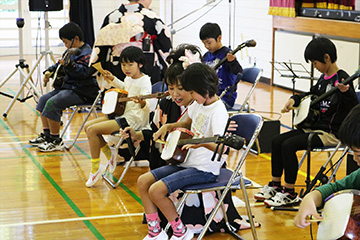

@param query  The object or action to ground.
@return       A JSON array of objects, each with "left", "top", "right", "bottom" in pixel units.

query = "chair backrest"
[
  {"left": 228, "top": 113, "right": 264, "bottom": 147},
  {"left": 152, "top": 81, "right": 168, "bottom": 94},
  {"left": 238, "top": 67, "right": 263, "bottom": 112},
  {"left": 227, "top": 113, "right": 264, "bottom": 181},
  {"left": 241, "top": 67, "right": 263, "bottom": 84}
]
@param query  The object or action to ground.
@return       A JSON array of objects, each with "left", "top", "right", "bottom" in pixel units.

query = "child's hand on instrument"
[
  {"left": 119, "top": 127, "right": 135, "bottom": 140},
  {"left": 153, "top": 125, "right": 170, "bottom": 142},
  {"left": 102, "top": 70, "right": 115, "bottom": 82},
  {"left": 181, "top": 143, "right": 201, "bottom": 150},
  {"left": 226, "top": 52, "right": 236, "bottom": 62},
  {"left": 294, "top": 191, "right": 322, "bottom": 228},
  {"left": 227, "top": 120, "right": 238, "bottom": 131},
  {"left": 337, "top": 82, "right": 349, "bottom": 93},
  {"left": 281, "top": 98, "right": 295, "bottom": 113},
  {"left": 43, "top": 71, "right": 52, "bottom": 86},
  {"left": 132, "top": 96, "right": 146, "bottom": 108}
]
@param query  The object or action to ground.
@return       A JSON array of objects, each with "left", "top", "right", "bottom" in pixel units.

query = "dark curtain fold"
[{"left": 69, "top": 0, "right": 95, "bottom": 47}]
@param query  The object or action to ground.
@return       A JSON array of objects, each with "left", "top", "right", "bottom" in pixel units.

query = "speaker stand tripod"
[
  {"left": 0, "top": 59, "right": 33, "bottom": 101},
  {"left": 2, "top": 50, "right": 56, "bottom": 118}
]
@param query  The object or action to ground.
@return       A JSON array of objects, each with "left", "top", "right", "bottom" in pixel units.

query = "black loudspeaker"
[
  {"left": 346, "top": 154, "right": 360, "bottom": 175},
  {"left": 252, "top": 120, "right": 281, "bottom": 153},
  {"left": 29, "top": 0, "right": 63, "bottom": 12}
]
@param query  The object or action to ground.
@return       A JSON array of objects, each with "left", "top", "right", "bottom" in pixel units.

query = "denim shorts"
[
  {"left": 36, "top": 89, "right": 85, "bottom": 122},
  {"left": 150, "top": 165, "right": 217, "bottom": 194}
]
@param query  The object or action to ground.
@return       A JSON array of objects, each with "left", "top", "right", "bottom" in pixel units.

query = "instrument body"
[
  {"left": 293, "top": 67, "right": 360, "bottom": 129},
  {"left": 102, "top": 89, "right": 170, "bottom": 118},
  {"left": 51, "top": 65, "right": 66, "bottom": 90},
  {"left": 102, "top": 88, "right": 128, "bottom": 118},
  {"left": 161, "top": 128, "right": 194, "bottom": 165},
  {"left": 293, "top": 95, "right": 320, "bottom": 129},
  {"left": 161, "top": 128, "right": 245, "bottom": 164},
  {"left": 317, "top": 189, "right": 360, "bottom": 240}
]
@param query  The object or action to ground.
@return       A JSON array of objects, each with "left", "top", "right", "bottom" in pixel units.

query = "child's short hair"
[
  {"left": 119, "top": 46, "right": 146, "bottom": 66},
  {"left": 304, "top": 37, "right": 337, "bottom": 64},
  {"left": 181, "top": 63, "right": 218, "bottom": 98},
  {"left": 165, "top": 62, "right": 183, "bottom": 86},
  {"left": 199, "top": 22, "right": 222, "bottom": 41},
  {"left": 59, "top": 22, "right": 84, "bottom": 41},
  {"left": 339, "top": 104, "right": 360, "bottom": 149},
  {"left": 165, "top": 44, "right": 202, "bottom": 86}
]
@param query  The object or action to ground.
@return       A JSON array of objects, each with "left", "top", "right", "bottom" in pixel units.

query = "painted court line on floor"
[{"left": 0, "top": 213, "right": 144, "bottom": 227}]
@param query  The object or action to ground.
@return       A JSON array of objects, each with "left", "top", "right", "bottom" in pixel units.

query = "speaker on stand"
[{"left": 0, "top": 1, "right": 64, "bottom": 117}]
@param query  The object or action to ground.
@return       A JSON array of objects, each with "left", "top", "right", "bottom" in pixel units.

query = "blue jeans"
[
  {"left": 36, "top": 89, "right": 86, "bottom": 122},
  {"left": 151, "top": 165, "right": 217, "bottom": 194}
]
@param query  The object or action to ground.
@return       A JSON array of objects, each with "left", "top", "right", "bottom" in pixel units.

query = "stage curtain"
[
  {"left": 328, "top": 0, "right": 355, "bottom": 10},
  {"left": 302, "top": 0, "right": 355, "bottom": 9},
  {"left": 69, "top": 0, "right": 95, "bottom": 47},
  {"left": 269, "top": 0, "right": 296, "bottom": 17}
]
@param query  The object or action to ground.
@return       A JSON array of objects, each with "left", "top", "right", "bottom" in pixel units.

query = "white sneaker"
[
  {"left": 38, "top": 138, "right": 64, "bottom": 152},
  {"left": 143, "top": 229, "right": 168, "bottom": 240},
  {"left": 170, "top": 228, "right": 194, "bottom": 240},
  {"left": 264, "top": 191, "right": 301, "bottom": 207},
  {"left": 85, "top": 164, "right": 106, "bottom": 187},
  {"left": 254, "top": 184, "right": 282, "bottom": 201}
]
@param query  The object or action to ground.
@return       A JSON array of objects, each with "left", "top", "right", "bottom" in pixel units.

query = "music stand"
[
  {"left": 1, "top": 12, "right": 56, "bottom": 118},
  {"left": 272, "top": 61, "right": 314, "bottom": 128}
]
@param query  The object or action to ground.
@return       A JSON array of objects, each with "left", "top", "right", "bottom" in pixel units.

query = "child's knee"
[{"left": 148, "top": 181, "right": 168, "bottom": 201}]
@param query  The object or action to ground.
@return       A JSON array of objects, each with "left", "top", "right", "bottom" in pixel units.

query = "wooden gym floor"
[{"left": 0, "top": 55, "right": 348, "bottom": 239}]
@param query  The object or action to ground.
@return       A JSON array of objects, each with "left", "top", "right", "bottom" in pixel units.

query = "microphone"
[
  {"left": 245, "top": 39, "right": 256, "bottom": 48},
  {"left": 63, "top": 48, "right": 81, "bottom": 66},
  {"left": 170, "top": 29, "right": 176, "bottom": 35}
]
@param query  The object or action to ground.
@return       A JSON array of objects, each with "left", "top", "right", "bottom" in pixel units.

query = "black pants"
[{"left": 271, "top": 129, "right": 323, "bottom": 184}]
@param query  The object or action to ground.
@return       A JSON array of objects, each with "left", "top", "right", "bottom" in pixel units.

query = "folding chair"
[
  {"left": 102, "top": 133, "right": 143, "bottom": 188},
  {"left": 60, "top": 90, "right": 102, "bottom": 150},
  {"left": 166, "top": 113, "right": 263, "bottom": 240},
  {"left": 151, "top": 81, "right": 167, "bottom": 93},
  {"left": 297, "top": 133, "right": 347, "bottom": 197},
  {"left": 227, "top": 67, "right": 263, "bottom": 114}
]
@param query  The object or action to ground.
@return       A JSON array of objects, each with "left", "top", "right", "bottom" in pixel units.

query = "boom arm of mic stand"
[{"left": 213, "top": 43, "right": 246, "bottom": 70}]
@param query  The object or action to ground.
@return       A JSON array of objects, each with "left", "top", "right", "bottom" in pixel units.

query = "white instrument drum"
[
  {"left": 161, "top": 128, "right": 194, "bottom": 164},
  {"left": 102, "top": 88, "right": 128, "bottom": 117},
  {"left": 317, "top": 189, "right": 360, "bottom": 240}
]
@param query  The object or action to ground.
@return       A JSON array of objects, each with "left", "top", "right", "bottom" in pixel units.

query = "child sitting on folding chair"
[
  {"left": 29, "top": 22, "right": 99, "bottom": 152},
  {"left": 254, "top": 37, "right": 358, "bottom": 207},
  {"left": 136, "top": 63, "right": 228, "bottom": 240},
  {"left": 84, "top": 46, "right": 151, "bottom": 187}
]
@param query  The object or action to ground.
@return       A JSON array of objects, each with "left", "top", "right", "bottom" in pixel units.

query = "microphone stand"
[{"left": 212, "top": 40, "right": 255, "bottom": 70}]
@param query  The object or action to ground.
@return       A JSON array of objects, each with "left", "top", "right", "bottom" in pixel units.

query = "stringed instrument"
[
  {"left": 102, "top": 88, "right": 170, "bottom": 118},
  {"left": 45, "top": 39, "right": 81, "bottom": 90},
  {"left": 315, "top": 189, "right": 360, "bottom": 240},
  {"left": 160, "top": 128, "right": 245, "bottom": 164},
  {"left": 293, "top": 67, "right": 360, "bottom": 129}
]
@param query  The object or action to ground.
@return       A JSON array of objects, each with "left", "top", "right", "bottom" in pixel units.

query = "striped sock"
[
  {"left": 170, "top": 217, "right": 186, "bottom": 237},
  {"left": 91, "top": 158, "right": 100, "bottom": 174},
  {"left": 145, "top": 212, "right": 161, "bottom": 237},
  {"left": 101, "top": 144, "right": 112, "bottom": 160}
]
